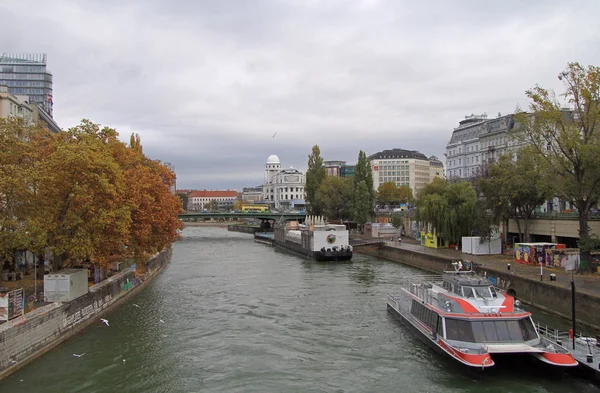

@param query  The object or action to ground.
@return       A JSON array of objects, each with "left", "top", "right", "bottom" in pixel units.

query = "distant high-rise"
[{"left": 0, "top": 53, "right": 53, "bottom": 117}]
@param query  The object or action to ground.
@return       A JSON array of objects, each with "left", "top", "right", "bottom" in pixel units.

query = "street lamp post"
[{"left": 33, "top": 253, "right": 37, "bottom": 300}]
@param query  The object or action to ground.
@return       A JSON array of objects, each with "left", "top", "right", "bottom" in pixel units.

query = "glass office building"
[{"left": 0, "top": 53, "right": 53, "bottom": 117}]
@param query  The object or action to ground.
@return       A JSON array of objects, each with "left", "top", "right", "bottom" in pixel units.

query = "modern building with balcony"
[{"left": 0, "top": 53, "right": 53, "bottom": 118}]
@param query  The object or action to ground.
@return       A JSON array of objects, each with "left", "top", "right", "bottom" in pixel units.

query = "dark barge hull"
[{"left": 273, "top": 239, "right": 352, "bottom": 261}]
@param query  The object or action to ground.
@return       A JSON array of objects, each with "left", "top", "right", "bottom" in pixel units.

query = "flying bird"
[
  {"left": 73, "top": 353, "right": 86, "bottom": 358},
  {"left": 133, "top": 304, "right": 141, "bottom": 308},
  {"left": 159, "top": 319, "right": 165, "bottom": 323},
  {"left": 100, "top": 318, "right": 109, "bottom": 326},
  {"left": 122, "top": 359, "right": 126, "bottom": 364},
  {"left": 272, "top": 132, "right": 278, "bottom": 138}
]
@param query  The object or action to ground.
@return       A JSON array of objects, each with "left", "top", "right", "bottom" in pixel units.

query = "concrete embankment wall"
[
  {"left": 356, "top": 244, "right": 600, "bottom": 331},
  {"left": 0, "top": 248, "right": 172, "bottom": 380}
]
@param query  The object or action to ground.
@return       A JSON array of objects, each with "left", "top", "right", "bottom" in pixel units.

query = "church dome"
[{"left": 267, "top": 155, "right": 280, "bottom": 164}]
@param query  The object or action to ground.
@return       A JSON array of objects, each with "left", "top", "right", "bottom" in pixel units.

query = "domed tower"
[{"left": 265, "top": 155, "right": 281, "bottom": 184}]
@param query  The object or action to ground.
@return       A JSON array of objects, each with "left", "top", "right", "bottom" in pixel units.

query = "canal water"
[{"left": 1, "top": 227, "right": 598, "bottom": 393}]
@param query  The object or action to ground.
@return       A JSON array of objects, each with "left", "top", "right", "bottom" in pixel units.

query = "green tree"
[
  {"left": 352, "top": 150, "right": 374, "bottom": 222},
  {"left": 353, "top": 180, "right": 372, "bottom": 226},
  {"left": 513, "top": 62, "right": 600, "bottom": 272},
  {"left": 415, "top": 179, "right": 479, "bottom": 244},
  {"left": 177, "top": 192, "right": 189, "bottom": 211},
  {"left": 390, "top": 213, "right": 405, "bottom": 230},
  {"left": 315, "top": 176, "right": 353, "bottom": 221},
  {"left": 305, "top": 145, "right": 326, "bottom": 214},
  {"left": 479, "top": 148, "right": 553, "bottom": 243}
]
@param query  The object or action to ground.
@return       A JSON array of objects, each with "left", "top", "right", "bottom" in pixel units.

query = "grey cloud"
[{"left": 1, "top": 0, "right": 600, "bottom": 190}]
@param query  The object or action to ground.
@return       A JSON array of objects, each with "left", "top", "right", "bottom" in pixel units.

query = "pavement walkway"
[{"left": 353, "top": 235, "right": 600, "bottom": 299}]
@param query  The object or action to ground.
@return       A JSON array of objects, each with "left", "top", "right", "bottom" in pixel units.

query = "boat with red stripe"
[{"left": 387, "top": 266, "right": 577, "bottom": 370}]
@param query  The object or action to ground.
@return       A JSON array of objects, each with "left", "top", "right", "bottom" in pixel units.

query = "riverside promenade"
[{"left": 356, "top": 235, "right": 600, "bottom": 298}]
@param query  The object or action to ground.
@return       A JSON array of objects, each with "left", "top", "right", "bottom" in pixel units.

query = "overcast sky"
[{"left": 2, "top": 0, "right": 599, "bottom": 190}]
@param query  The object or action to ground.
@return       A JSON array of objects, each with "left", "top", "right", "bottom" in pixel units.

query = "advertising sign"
[{"left": 0, "top": 288, "right": 24, "bottom": 321}]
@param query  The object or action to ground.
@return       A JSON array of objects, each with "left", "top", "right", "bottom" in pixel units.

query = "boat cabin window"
[
  {"left": 474, "top": 287, "right": 492, "bottom": 299},
  {"left": 442, "top": 281, "right": 452, "bottom": 292},
  {"left": 462, "top": 287, "right": 474, "bottom": 298},
  {"left": 445, "top": 317, "right": 539, "bottom": 343},
  {"left": 411, "top": 300, "right": 439, "bottom": 332}
]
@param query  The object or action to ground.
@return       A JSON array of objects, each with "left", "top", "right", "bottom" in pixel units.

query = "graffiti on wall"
[{"left": 62, "top": 294, "right": 112, "bottom": 329}]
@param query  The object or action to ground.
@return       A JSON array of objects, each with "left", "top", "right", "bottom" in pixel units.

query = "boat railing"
[
  {"left": 397, "top": 275, "right": 443, "bottom": 301},
  {"left": 536, "top": 323, "right": 570, "bottom": 343},
  {"left": 535, "top": 322, "right": 600, "bottom": 354}
]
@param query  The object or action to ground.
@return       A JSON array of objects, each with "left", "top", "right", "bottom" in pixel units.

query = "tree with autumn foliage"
[
  {"left": 377, "top": 182, "right": 414, "bottom": 206},
  {"left": 0, "top": 118, "right": 183, "bottom": 274}
]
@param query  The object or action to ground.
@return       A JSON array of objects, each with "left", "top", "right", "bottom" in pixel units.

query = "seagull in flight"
[
  {"left": 272, "top": 132, "right": 278, "bottom": 138},
  {"left": 73, "top": 353, "right": 86, "bottom": 357},
  {"left": 100, "top": 318, "right": 109, "bottom": 326},
  {"left": 159, "top": 319, "right": 165, "bottom": 323},
  {"left": 133, "top": 304, "right": 141, "bottom": 308},
  {"left": 123, "top": 359, "right": 126, "bottom": 364}
]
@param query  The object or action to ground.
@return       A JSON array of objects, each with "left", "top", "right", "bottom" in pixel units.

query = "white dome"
[{"left": 267, "top": 155, "right": 280, "bottom": 164}]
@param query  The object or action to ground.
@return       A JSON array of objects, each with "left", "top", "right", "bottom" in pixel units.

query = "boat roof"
[{"left": 443, "top": 271, "right": 493, "bottom": 287}]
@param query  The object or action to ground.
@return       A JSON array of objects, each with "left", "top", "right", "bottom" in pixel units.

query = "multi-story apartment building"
[
  {"left": 0, "top": 85, "right": 33, "bottom": 123},
  {"left": 445, "top": 114, "right": 523, "bottom": 179},
  {"left": 368, "top": 149, "right": 442, "bottom": 197},
  {"left": 0, "top": 53, "right": 53, "bottom": 117}
]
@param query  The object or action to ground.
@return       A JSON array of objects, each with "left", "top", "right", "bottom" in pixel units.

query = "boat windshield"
[
  {"left": 445, "top": 317, "right": 538, "bottom": 343},
  {"left": 461, "top": 286, "right": 493, "bottom": 299}
]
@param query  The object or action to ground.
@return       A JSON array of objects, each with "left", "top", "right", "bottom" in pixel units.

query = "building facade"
[
  {"left": 262, "top": 155, "right": 306, "bottom": 210},
  {"left": 368, "top": 149, "right": 439, "bottom": 197},
  {"left": 0, "top": 85, "right": 33, "bottom": 123},
  {"left": 445, "top": 114, "right": 523, "bottom": 180},
  {"left": 242, "top": 186, "right": 264, "bottom": 203},
  {"left": 340, "top": 164, "right": 355, "bottom": 178},
  {"left": 187, "top": 190, "right": 238, "bottom": 211},
  {"left": 0, "top": 53, "right": 53, "bottom": 117},
  {"left": 324, "top": 160, "right": 346, "bottom": 176},
  {"left": 428, "top": 155, "right": 445, "bottom": 181}
]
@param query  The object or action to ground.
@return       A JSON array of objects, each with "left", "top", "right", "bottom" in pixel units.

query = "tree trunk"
[
  {"left": 23, "top": 250, "right": 31, "bottom": 275},
  {"left": 578, "top": 206, "right": 591, "bottom": 273},
  {"left": 515, "top": 218, "right": 523, "bottom": 244},
  {"left": 37, "top": 253, "right": 45, "bottom": 280}
]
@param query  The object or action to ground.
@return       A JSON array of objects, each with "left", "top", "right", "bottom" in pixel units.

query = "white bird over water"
[
  {"left": 73, "top": 353, "right": 85, "bottom": 357},
  {"left": 133, "top": 304, "right": 141, "bottom": 308},
  {"left": 159, "top": 319, "right": 165, "bottom": 323},
  {"left": 100, "top": 318, "right": 109, "bottom": 326},
  {"left": 122, "top": 359, "right": 126, "bottom": 364}
]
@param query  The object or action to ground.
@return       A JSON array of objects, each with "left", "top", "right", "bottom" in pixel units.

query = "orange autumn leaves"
[{"left": 0, "top": 118, "right": 183, "bottom": 268}]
